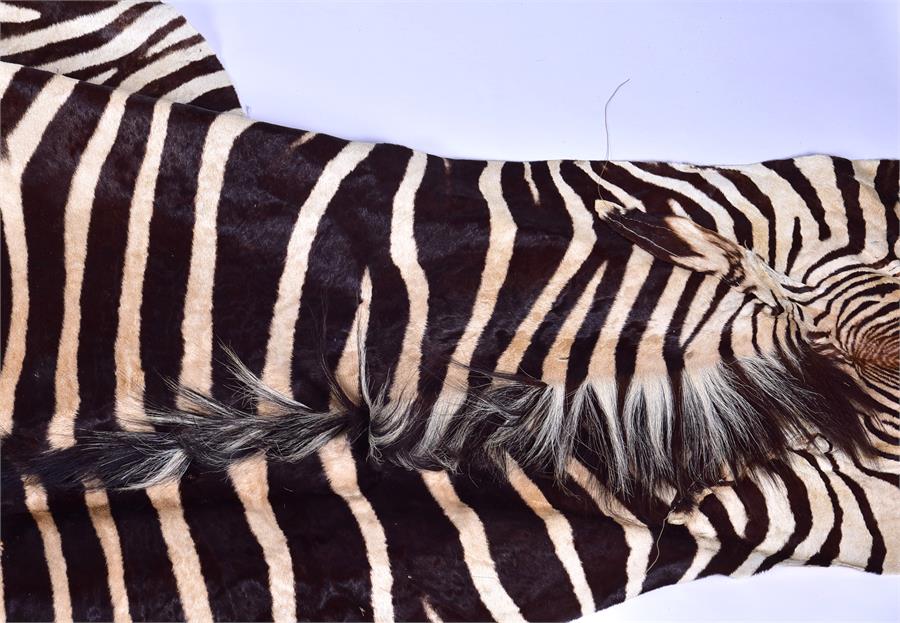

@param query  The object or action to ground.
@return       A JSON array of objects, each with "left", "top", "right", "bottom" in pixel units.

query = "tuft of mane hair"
[{"left": 16, "top": 340, "right": 878, "bottom": 503}]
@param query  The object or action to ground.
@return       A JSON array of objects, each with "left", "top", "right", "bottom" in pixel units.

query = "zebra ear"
[{"left": 594, "top": 200, "right": 795, "bottom": 311}]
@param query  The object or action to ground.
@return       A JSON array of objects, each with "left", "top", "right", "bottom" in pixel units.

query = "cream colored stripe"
[
  {"left": 39, "top": 4, "right": 175, "bottom": 75},
  {"left": 522, "top": 162, "right": 539, "bottom": 204},
  {"left": 261, "top": 142, "right": 375, "bottom": 396},
  {"left": 49, "top": 88, "right": 130, "bottom": 448},
  {"left": 430, "top": 160, "right": 516, "bottom": 428},
  {"left": 105, "top": 98, "right": 213, "bottom": 620},
  {"left": 164, "top": 71, "right": 234, "bottom": 106},
  {"left": 324, "top": 270, "right": 394, "bottom": 622},
  {"left": 23, "top": 480, "right": 73, "bottom": 623},
  {"left": 145, "top": 483, "right": 214, "bottom": 623},
  {"left": 118, "top": 43, "right": 208, "bottom": 95},
  {"left": 542, "top": 265, "right": 605, "bottom": 383},
  {"left": 733, "top": 471, "right": 794, "bottom": 576},
  {"left": 334, "top": 269, "right": 371, "bottom": 400},
  {"left": 421, "top": 470, "right": 525, "bottom": 623},
  {"left": 144, "top": 21, "right": 196, "bottom": 57},
  {"left": 114, "top": 100, "right": 171, "bottom": 429},
  {"left": 618, "top": 162, "right": 737, "bottom": 240},
  {"left": 421, "top": 597, "right": 443, "bottom": 623},
  {"left": 178, "top": 113, "right": 251, "bottom": 394},
  {"left": 0, "top": 2, "right": 40, "bottom": 23},
  {"left": 0, "top": 2, "right": 137, "bottom": 55},
  {"left": 229, "top": 457, "right": 297, "bottom": 623},
  {"left": 714, "top": 487, "right": 748, "bottom": 539},
  {"left": 567, "top": 459, "right": 652, "bottom": 600},
  {"left": 789, "top": 454, "right": 835, "bottom": 562},
  {"left": 677, "top": 510, "right": 718, "bottom": 584},
  {"left": 507, "top": 459, "right": 594, "bottom": 616},
  {"left": 0, "top": 72, "right": 76, "bottom": 431},
  {"left": 388, "top": 150, "right": 429, "bottom": 401},
  {"left": 320, "top": 438, "right": 394, "bottom": 623},
  {"left": 495, "top": 161, "right": 596, "bottom": 373},
  {"left": 85, "top": 488, "right": 131, "bottom": 623},
  {"left": 586, "top": 250, "right": 652, "bottom": 380}
]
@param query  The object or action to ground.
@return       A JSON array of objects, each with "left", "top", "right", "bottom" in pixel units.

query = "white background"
[{"left": 173, "top": 1, "right": 899, "bottom": 620}]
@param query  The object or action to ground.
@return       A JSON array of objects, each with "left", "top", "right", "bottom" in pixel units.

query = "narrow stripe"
[
  {"left": 38, "top": 4, "right": 174, "bottom": 75},
  {"left": 85, "top": 488, "right": 131, "bottom": 623},
  {"left": 49, "top": 87, "right": 129, "bottom": 448},
  {"left": 22, "top": 480, "right": 73, "bottom": 623},
  {"left": 0, "top": 72, "right": 75, "bottom": 431},
  {"left": 495, "top": 161, "right": 596, "bottom": 373},
  {"left": 164, "top": 70, "right": 233, "bottom": 106},
  {"left": 113, "top": 100, "right": 170, "bottom": 429},
  {"left": 677, "top": 511, "right": 718, "bottom": 583},
  {"left": 117, "top": 42, "right": 206, "bottom": 94},
  {"left": 567, "top": 459, "right": 653, "bottom": 600},
  {"left": 325, "top": 271, "right": 394, "bottom": 622},
  {"left": 177, "top": 112, "right": 251, "bottom": 394},
  {"left": 543, "top": 265, "right": 605, "bottom": 383},
  {"left": 229, "top": 457, "right": 297, "bottom": 623},
  {"left": 145, "top": 483, "right": 214, "bottom": 623},
  {"left": 0, "top": 3, "right": 136, "bottom": 55},
  {"left": 388, "top": 150, "right": 429, "bottom": 400},
  {"left": 431, "top": 160, "right": 516, "bottom": 424},
  {"left": 421, "top": 470, "right": 525, "bottom": 623},
  {"left": 320, "top": 438, "right": 394, "bottom": 622},
  {"left": 506, "top": 459, "right": 595, "bottom": 616},
  {"left": 733, "top": 471, "right": 794, "bottom": 575},
  {"left": 261, "top": 141, "right": 374, "bottom": 396}
]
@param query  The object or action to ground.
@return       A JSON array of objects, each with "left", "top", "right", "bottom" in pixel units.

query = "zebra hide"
[{"left": 1, "top": 2, "right": 897, "bottom": 622}]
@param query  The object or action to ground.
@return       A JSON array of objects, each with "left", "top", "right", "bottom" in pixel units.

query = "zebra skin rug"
[{"left": 1, "top": 2, "right": 898, "bottom": 621}]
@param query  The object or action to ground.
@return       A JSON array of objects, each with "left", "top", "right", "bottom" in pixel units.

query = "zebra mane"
[{"left": 19, "top": 335, "right": 877, "bottom": 503}]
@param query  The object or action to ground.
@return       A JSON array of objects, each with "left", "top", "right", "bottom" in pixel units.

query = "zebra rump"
[{"left": 18, "top": 338, "right": 876, "bottom": 503}]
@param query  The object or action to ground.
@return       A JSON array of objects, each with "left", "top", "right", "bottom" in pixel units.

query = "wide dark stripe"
[
  {"left": 138, "top": 55, "right": 226, "bottom": 102},
  {"left": 0, "top": 459, "right": 54, "bottom": 621},
  {"left": 873, "top": 160, "right": 898, "bottom": 255},
  {"left": 1, "top": 215, "right": 10, "bottom": 358},
  {"left": 596, "top": 162, "right": 718, "bottom": 231},
  {"left": 532, "top": 475, "right": 629, "bottom": 610},
  {"left": 9, "top": 80, "right": 110, "bottom": 453},
  {"left": 46, "top": 488, "right": 114, "bottom": 621},
  {"left": 178, "top": 474, "right": 272, "bottom": 621},
  {"left": 825, "top": 455, "right": 886, "bottom": 573},
  {"left": 757, "top": 461, "right": 813, "bottom": 571},
  {"left": 74, "top": 93, "right": 152, "bottom": 435},
  {"left": 564, "top": 241, "right": 632, "bottom": 390},
  {"left": 469, "top": 161, "right": 570, "bottom": 381},
  {"left": 410, "top": 157, "right": 490, "bottom": 394},
  {"left": 138, "top": 102, "right": 211, "bottom": 410},
  {"left": 344, "top": 144, "right": 415, "bottom": 395},
  {"left": 210, "top": 124, "right": 322, "bottom": 395},
  {"left": 801, "top": 157, "right": 865, "bottom": 281},
  {"left": 638, "top": 162, "right": 755, "bottom": 248},
  {"left": 0, "top": 2, "right": 120, "bottom": 38},
  {"left": 0, "top": 3, "right": 153, "bottom": 68},
  {"left": 517, "top": 161, "right": 609, "bottom": 380},
  {"left": 291, "top": 142, "right": 408, "bottom": 410},
  {"left": 716, "top": 169, "right": 778, "bottom": 266},
  {"left": 269, "top": 456, "right": 374, "bottom": 621},
  {"left": 452, "top": 472, "right": 582, "bottom": 621},
  {"left": 106, "top": 489, "right": 186, "bottom": 621},
  {"left": 794, "top": 451, "right": 842, "bottom": 567},
  {"left": 189, "top": 86, "right": 241, "bottom": 114},
  {"left": 355, "top": 450, "right": 491, "bottom": 622},
  {"left": 0, "top": 65, "right": 52, "bottom": 158},
  {"left": 695, "top": 494, "right": 749, "bottom": 577},
  {"left": 763, "top": 158, "right": 830, "bottom": 241},
  {"left": 613, "top": 259, "right": 673, "bottom": 381}
]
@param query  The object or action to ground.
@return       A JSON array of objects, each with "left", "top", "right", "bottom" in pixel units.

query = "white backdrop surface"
[{"left": 171, "top": 1, "right": 899, "bottom": 620}]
